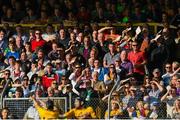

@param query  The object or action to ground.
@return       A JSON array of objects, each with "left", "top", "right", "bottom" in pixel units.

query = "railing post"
[{"left": 107, "top": 77, "right": 121, "bottom": 119}]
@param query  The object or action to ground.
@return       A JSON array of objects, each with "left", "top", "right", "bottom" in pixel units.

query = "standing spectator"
[
  {"left": 92, "top": 59, "right": 108, "bottom": 81},
  {"left": 161, "top": 87, "right": 179, "bottom": 118},
  {"left": 42, "top": 63, "right": 58, "bottom": 90},
  {"left": 148, "top": 80, "right": 164, "bottom": 103},
  {"left": 103, "top": 43, "right": 119, "bottom": 67},
  {"left": 120, "top": 50, "right": 133, "bottom": 75},
  {"left": 48, "top": 42, "right": 60, "bottom": 61},
  {"left": 0, "top": 29, "right": 8, "bottom": 53},
  {"left": 128, "top": 41, "right": 146, "bottom": 84},
  {"left": 162, "top": 63, "right": 173, "bottom": 86},
  {"left": 42, "top": 24, "right": 57, "bottom": 42},
  {"left": 31, "top": 30, "right": 45, "bottom": 52},
  {"left": 12, "top": 25, "right": 28, "bottom": 45},
  {"left": 78, "top": 36, "right": 91, "bottom": 60},
  {"left": 57, "top": 28, "right": 69, "bottom": 49},
  {"left": 24, "top": 42, "right": 33, "bottom": 61}
]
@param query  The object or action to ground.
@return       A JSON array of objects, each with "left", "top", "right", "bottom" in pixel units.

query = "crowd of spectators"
[
  {"left": 0, "top": 21, "right": 179, "bottom": 119},
  {"left": 0, "top": 0, "right": 179, "bottom": 24},
  {"left": 0, "top": 0, "right": 179, "bottom": 119}
]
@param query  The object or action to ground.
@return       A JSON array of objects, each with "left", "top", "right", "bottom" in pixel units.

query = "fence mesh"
[{"left": 3, "top": 97, "right": 67, "bottom": 119}]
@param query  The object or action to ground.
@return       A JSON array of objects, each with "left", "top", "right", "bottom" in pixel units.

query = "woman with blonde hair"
[{"left": 172, "top": 98, "right": 180, "bottom": 119}]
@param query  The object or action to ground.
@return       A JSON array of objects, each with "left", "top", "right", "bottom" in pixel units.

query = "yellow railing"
[{"left": 0, "top": 22, "right": 177, "bottom": 33}]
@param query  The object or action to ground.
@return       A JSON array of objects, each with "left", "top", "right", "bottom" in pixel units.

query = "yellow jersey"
[
  {"left": 64, "top": 106, "right": 96, "bottom": 119},
  {"left": 105, "top": 109, "right": 123, "bottom": 118},
  {"left": 35, "top": 104, "right": 59, "bottom": 119}
]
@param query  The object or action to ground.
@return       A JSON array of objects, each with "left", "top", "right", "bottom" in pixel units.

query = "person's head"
[
  {"left": 132, "top": 41, "right": 140, "bottom": 51},
  {"left": 77, "top": 32, "right": 83, "bottom": 43},
  {"left": 97, "top": 33, "right": 104, "bottom": 42},
  {"left": 47, "top": 87, "right": 54, "bottom": 97},
  {"left": 152, "top": 68, "right": 161, "bottom": 78},
  {"left": 172, "top": 61, "right": 179, "bottom": 72},
  {"left": 52, "top": 42, "right": 58, "bottom": 51},
  {"left": 15, "top": 88, "right": 23, "bottom": 98},
  {"left": 8, "top": 41, "right": 15, "bottom": 51},
  {"left": 3, "top": 70, "right": 11, "bottom": 79},
  {"left": 108, "top": 43, "right": 115, "bottom": 53},
  {"left": 165, "top": 63, "right": 172, "bottom": 72},
  {"left": 22, "top": 76, "right": 29, "bottom": 85},
  {"left": 169, "top": 87, "right": 177, "bottom": 97},
  {"left": 46, "top": 24, "right": 54, "bottom": 34},
  {"left": 1, "top": 108, "right": 9, "bottom": 119},
  {"left": 83, "top": 36, "right": 90, "bottom": 46},
  {"left": 174, "top": 98, "right": 180, "bottom": 110},
  {"left": 74, "top": 97, "right": 84, "bottom": 108},
  {"left": 46, "top": 63, "right": 53, "bottom": 73},
  {"left": 61, "top": 76, "right": 69, "bottom": 85},
  {"left": 111, "top": 100, "right": 119, "bottom": 110},
  {"left": 46, "top": 99, "right": 54, "bottom": 111},
  {"left": 59, "top": 29, "right": 65, "bottom": 38},
  {"left": 136, "top": 101, "right": 144, "bottom": 110},
  {"left": 92, "top": 71, "right": 99, "bottom": 81},
  {"left": 20, "top": 52, "right": 27, "bottom": 61},
  {"left": 88, "top": 58, "right": 94, "bottom": 67},
  {"left": 15, "top": 25, "right": 23, "bottom": 34},
  {"left": 92, "top": 30, "right": 98, "bottom": 40},
  {"left": 143, "top": 75, "right": 151, "bottom": 85},
  {"left": 171, "top": 74, "right": 179, "bottom": 86},
  {"left": 37, "top": 49, "right": 44, "bottom": 59},
  {"left": 65, "top": 53, "right": 72, "bottom": 63},
  {"left": 94, "top": 59, "right": 100, "bottom": 68},
  {"left": 120, "top": 50, "right": 128, "bottom": 61},
  {"left": 90, "top": 48, "right": 98, "bottom": 59},
  {"left": 150, "top": 80, "right": 158, "bottom": 90},
  {"left": 14, "top": 60, "right": 21, "bottom": 70},
  {"left": 0, "top": 29, "right": 5, "bottom": 41},
  {"left": 8, "top": 56, "right": 16, "bottom": 66},
  {"left": 74, "top": 64, "right": 82, "bottom": 73},
  {"left": 70, "top": 32, "right": 76, "bottom": 41},
  {"left": 25, "top": 42, "right": 31, "bottom": 51},
  {"left": 109, "top": 64, "right": 116, "bottom": 73},
  {"left": 34, "top": 29, "right": 41, "bottom": 39}
]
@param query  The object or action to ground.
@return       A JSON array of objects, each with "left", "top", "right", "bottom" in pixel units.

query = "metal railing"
[{"left": 3, "top": 97, "right": 67, "bottom": 119}]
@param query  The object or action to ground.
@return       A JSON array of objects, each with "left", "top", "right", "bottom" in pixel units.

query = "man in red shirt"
[
  {"left": 42, "top": 63, "right": 58, "bottom": 90},
  {"left": 128, "top": 41, "right": 147, "bottom": 84},
  {"left": 31, "top": 29, "right": 45, "bottom": 51}
]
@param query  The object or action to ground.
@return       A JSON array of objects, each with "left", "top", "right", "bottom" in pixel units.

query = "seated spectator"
[
  {"left": 104, "top": 64, "right": 120, "bottom": 92},
  {"left": 105, "top": 100, "right": 123, "bottom": 119},
  {"left": 161, "top": 86, "right": 179, "bottom": 118},
  {"left": 5, "top": 41, "right": 20, "bottom": 60},
  {"left": 91, "top": 71, "right": 106, "bottom": 97},
  {"left": 0, "top": 108, "right": 12, "bottom": 119},
  {"left": 75, "top": 79, "right": 98, "bottom": 102},
  {"left": 172, "top": 98, "right": 180, "bottom": 119},
  {"left": 148, "top": 80, "right": 164, "bottom": 103}
]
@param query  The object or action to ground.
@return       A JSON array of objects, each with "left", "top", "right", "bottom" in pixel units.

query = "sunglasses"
[
  {"left": 35, "top": 32, "right": 40, "bottom": 35},
  {"left": 166, "top": 66, "right": 171, "bottom": 68},
  {"left": 5, "top": 73, "right": 10, "bottom": 75},
  {"left": 132, "top": 44, "right": 138, "bottom": 46}
]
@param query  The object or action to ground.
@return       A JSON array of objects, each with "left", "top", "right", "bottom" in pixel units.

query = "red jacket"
[
  {"left": 42, "top": 73, "right": 58, "bottom": 90},
  {"left": 31, "top": 39, "right": 45, "bottom": 51}
]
